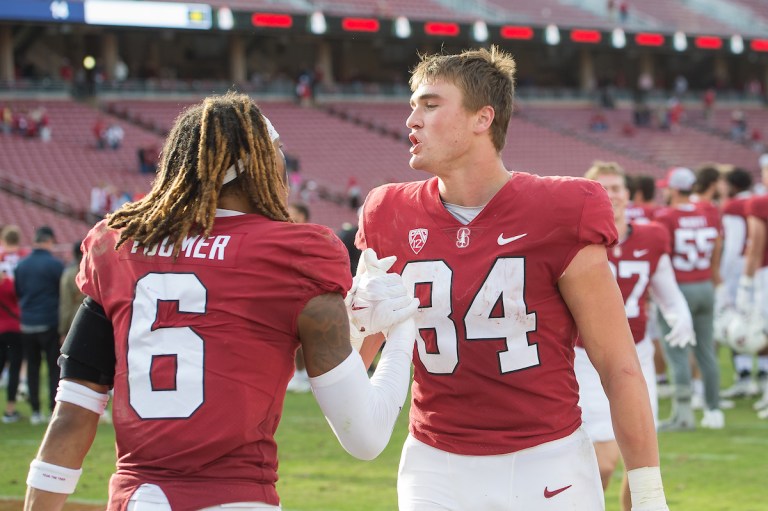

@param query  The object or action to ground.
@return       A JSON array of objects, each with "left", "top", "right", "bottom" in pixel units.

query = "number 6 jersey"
[
  {"left": 77, "top": 213, "right": 351, "bottom": 511},
  {"left": 356, "top": 172, "right": 617, "bottom": 456}
]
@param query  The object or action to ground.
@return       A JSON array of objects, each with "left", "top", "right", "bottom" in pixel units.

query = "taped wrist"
[
  {"left": 628, "top": 466, "right": 669, "bottom": 511},
  {"left": 27, "top": 459, "right": 82, "bottom": 494},
  {"left": 55, "top": 380, "right": 110, "bottom": 415}
]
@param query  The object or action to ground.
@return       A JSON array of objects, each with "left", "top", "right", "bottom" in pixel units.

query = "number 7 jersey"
[{"left": 356, "top": 173, "right": 617, "bottom": 456}]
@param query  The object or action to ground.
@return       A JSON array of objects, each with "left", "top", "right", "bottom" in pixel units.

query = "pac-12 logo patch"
[
  {"left": 409, "top": 228, "right": 428, "bottom": 254},
  {"left": 456, "top": 227, "right": 471, "bottom": 248}
]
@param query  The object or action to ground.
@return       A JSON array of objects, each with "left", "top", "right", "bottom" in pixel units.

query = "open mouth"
[{"left": 409, "top": 133, "right": 421, "bottom": 154}]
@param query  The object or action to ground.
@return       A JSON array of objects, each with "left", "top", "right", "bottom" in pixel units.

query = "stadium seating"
[{"left": 483, "top": 0, "right": 614, "bottom": 29}]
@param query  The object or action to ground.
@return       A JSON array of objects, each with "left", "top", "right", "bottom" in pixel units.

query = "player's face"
[
  {"left": 406, "top": 80, "right": 474, "bottom": 174},
  {"left": 595, "top": 174, "right": 628, "bottom": 220}
]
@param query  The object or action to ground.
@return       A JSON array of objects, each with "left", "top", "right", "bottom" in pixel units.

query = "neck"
[
  {"left": 437, "top": 159, "right": 510, "bottom": 207},
  {"left": 616, "top": 217, "right": 628, "bottom": 241}
]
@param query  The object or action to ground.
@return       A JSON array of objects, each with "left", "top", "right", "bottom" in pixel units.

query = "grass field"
[{"left": 2, "top": 350, "right": 767, "bottom": 511}]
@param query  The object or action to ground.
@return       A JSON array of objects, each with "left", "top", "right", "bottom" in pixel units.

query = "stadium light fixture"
[
  {"left": 309, "top": 11, "right": 326, "bottom": 34},
  {"left": 730, "top": 35, "right": 744, "bottom": 54},
  {"left": 673, "top": 31, "right": 687, "bottom": 51},
  {"left": 473, "top": 20, "right": 488, "bottom": 42},
  {"left": 394, "top": 16, "right": 411, "bottom": 38},
  {"left": 695, "top": 36, "right": 722, "bottom": 50},
  {"left": 635, "top": 33, "right": 664, "bottom": 47},
  {"left": 83, "top": 55, "right": 96, "bottom": 70},
  {"left": 217, "top": 7, "right": 233, "bottom": 30},
  {"left": 342, "top": 17, "right": 379, "bottom": 32},
  {"left": 545, "top": 24, "right": 560, "bottom": 45},
  {"left": 500, "top": 26, "right": 534, "bottom": 40},
  {"left": 611, "top": 28, "right": 626, "bottom": 48},
  {"left": 571, "top": 29, "right": 601, "bottom": 44}
]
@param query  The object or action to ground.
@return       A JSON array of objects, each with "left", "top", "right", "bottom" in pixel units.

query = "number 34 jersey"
[
  {"left": 356, "top": 173, "right": 617, "bottom": 456},
  {"left": 77, "top": 214, "right": 350, "bottom": 510}
]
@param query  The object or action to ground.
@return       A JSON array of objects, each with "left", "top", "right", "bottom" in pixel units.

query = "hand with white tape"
[{"left": 345, "top": 249, "right": 419, "bottom": 350}]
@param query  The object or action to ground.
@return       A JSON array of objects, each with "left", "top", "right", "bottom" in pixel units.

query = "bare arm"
[
  {"left": 559, "top": 244, "right": 660, "bottom": 470},
  {"left": 24, "top": 380, "right": 106, "bottom": 511},
  {"left": 298, "top": 293, "right": 353, "bottom": 377},
  {"left": 710, "top": 235, "right": 723, "bottom": 286},
  {"left": 298, "top": 293, "right": 414, "bottom": 460}
]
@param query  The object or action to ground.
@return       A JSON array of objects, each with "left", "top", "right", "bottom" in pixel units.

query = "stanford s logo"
[
  {"left": 409, "top": 228, "right": 428, "bottom": 254},
  {"left": 456, "top": 227, "right": 471, "bottom": 248}
]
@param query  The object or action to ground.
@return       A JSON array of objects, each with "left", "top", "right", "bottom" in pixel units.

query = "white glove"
[
  {"left": 735, "top": 276, "right": 754, "bottom": 315},
  {"left": 664, "top": 315, "right": 696, "bottom": 348},
  {"left": 713, "top": 283, "right": 730, "bottom": 314},
  {"left": 345, "top": 249, "right": 419, "bottom": 350}
]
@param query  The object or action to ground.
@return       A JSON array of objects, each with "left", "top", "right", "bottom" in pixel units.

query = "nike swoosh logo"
[
  {"left": 350, "top": 305, "right": 368, "bottom": 311},
  {"left": 544, "top": 485, "right": 572, "bottom": 498},
  {"left": 633, "top": 249, "right": 649, "bottom": 257},
  {"left": 497, "top": 233, "right": 528, "bottom": 245}
]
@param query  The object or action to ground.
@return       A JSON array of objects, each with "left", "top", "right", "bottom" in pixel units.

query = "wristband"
[
  {"left": 27, "top": 459, "right": 82, "bottom": 494},
  {"left": 627, "top": 466, "right": 669, "bottom": 511},
  {"left": 55, "top": 380, "right": 110, "bottom": 415}
]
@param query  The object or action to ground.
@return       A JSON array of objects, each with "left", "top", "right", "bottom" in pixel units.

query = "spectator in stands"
[
  {"left": 1, "top": 104, "right": 12, "bottom": 135},
  {"left": 105, "top": 123, "right": 125, "bottom": 150},
  {"left": 589, "top": 110, "right": 609, "bottom": 132},
  {"left": 619, "top": 0, "right": 629, "bottom": 23},
  {"left": 137, "top": 145, "right": 158, "bottom": 174},
  {"left": 346, "top": 176, "right": 362, "bottom": 210},
  {"left": 730, "top": 110, "right": 747, "bottom": 143},
  {"left": 23, "top": 92, "right": 418, "bottom": 510},
  {"left": 14, "top": 225, "right": 64, "bottom": 426},
  {"left": 58, "top": 241, "right": 84, "bottom": 342},
  {"left": 702, "top": 88, "right": 716, "bottom": 121},
  {"left": 0, "top": 225, "right": 30, "bottom": 276},
  {"left": 92, "top": 117, "right": 107, "bottom": 149}
]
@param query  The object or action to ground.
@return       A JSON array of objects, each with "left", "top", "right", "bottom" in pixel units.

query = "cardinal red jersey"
[
  {"left": 78, "top": 215, "right": 351, "bottom": 511},
  {"left": 356, "top": 173, "right": 617, "bottom": 456},
  {"left": 747, "top": 195, "right": 768, "bottom": 268},
  {"left": 0, "top": 274, "right": 20, "bottom": 333},
  {"left": 653, "top": 203, "right": 721, "bottom": 283},
  {"left": 577, "top": 222, "right": 670, "bottom": 347}
]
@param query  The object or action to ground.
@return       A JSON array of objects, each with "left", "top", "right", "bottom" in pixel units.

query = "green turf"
[{"left": 1, "top": 349, "right": 766, "bottom": 510}]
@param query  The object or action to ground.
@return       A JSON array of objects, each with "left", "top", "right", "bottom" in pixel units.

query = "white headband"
[{"left": 222, "top": 114, "right": 280, "bottom": 184}]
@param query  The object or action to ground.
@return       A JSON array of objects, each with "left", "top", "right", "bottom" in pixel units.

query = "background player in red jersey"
[
  {"left": 356, "top": 47, "right": 670, "bottom": 511},
  {"left": 737, "top": 193, "right": 768, "bottom": 418},
  {"left": 653, "top": 167, "right": 724, "bottom": 430},
  {"left": 580, "top": 161, "right": 693, "bottom": 511},
  {"left": 23, "top": 92, "right": 418, "bottom": 511}
]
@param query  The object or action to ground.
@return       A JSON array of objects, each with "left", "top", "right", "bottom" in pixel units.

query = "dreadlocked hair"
[{"left": 108, "top": 92, "right": 290, "bottom": 255}]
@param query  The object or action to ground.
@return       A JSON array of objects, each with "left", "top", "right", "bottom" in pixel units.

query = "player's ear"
[{"left": 474, "top": 105, "right": 495, "bottom": 134}]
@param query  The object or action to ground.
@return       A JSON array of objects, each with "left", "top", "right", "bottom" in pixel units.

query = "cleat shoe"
[
  {"left": 29, "top": 412, "right": 48, "bottom": 426},
  {"left": 2, "top": 411, "right": 20, "bottom": 424},
  {"left": 720, "top": 378, "right": 759, "bottom": 399},
  {"left": 754, "top": 391, "right": 768, "bottom": 411},
  {"left": 700, "top": 409, "right": 725, "bottom": 429},
  {"left": 757, "top": 407, "right": 768, "bottom": 420},
  {"left": 719, "top": 399, "right": 735, "bottom": 410},
  {"left": 691, "top": 393, "right": 704, "bottom": 410}
]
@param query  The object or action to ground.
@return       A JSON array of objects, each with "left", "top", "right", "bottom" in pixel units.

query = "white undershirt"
[{"left": 442, "top": 202, "right": 485, "bottom": 225}]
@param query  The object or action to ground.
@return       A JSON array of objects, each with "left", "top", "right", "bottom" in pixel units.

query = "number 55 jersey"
[
  {"left": 77, "top": 214, "right": 351, "bottom": 511},
  {"left": 356, "top": 173, "right": 617, "bottom": 456}
]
